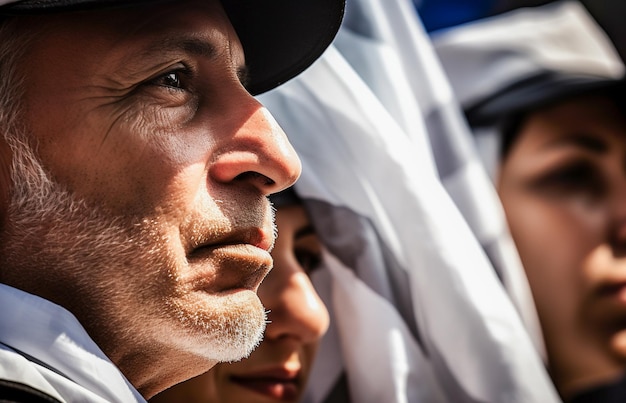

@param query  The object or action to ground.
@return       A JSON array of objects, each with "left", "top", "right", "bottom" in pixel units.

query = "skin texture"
[
  {"left": 150, "top": 204, "right": 329, "bottom": 403},
  {"left": 496, "top": 93, "right": 626, "bottom": 400},
  {"left": 0, "top": 0, "right": 301, "bottom": 398}
]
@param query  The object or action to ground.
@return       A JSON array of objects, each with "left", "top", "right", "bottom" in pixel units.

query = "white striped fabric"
[{"left": 257, "top": 0, "right": 560, "bottom": 401}]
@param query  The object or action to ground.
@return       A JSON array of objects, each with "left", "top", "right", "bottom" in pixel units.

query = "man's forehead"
[
  {"left": 20, "top": 24, "right": 248, "bottom": 100},
  {"left": 0, "top": 0, "right": 345, "bottom": 95},
  {"left": 19, "top": 2, "right": 246, "bottom": 74}
]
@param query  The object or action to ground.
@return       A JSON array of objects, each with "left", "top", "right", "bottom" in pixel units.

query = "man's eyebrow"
[
  {"left": 172, "top": 37, "right": 218, "bottom": 59},
  {"left": 144, "top": 37, "right": 250, "bottom": 85},
  {"left": 547, "top": 133, "right": 608, "bottom": 153}
]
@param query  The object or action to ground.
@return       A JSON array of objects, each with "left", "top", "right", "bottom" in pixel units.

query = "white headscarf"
[{"left": 258, "top": 0, "right": 562, "bottom": 401}]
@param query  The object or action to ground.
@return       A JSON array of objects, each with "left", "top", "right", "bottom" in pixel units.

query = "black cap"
[
  {"left": 0, "top": 0, "right": 345, "bottom": 95},
  {"left": 465, "top": 72, "right": 626, "bottom": 127}
]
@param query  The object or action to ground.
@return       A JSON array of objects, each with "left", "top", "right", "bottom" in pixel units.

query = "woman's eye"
[
  {"left": 533, "top": 162, "right": 604, "bottom": 197},
  {"left": 295, "top": 249, "right": 322, "bottom": 274}
]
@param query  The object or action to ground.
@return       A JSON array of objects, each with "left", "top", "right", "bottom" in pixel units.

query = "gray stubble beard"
[{"left": 0, "top": 128, "right": 265, "bottom": 367}]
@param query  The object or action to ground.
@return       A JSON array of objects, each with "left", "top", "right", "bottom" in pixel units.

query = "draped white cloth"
[
  {"left": 257, "top": 0, "right": 561, "bottom": 401},
  {"left": 0, "top": 284, "right": 145, "bottom": 403}
]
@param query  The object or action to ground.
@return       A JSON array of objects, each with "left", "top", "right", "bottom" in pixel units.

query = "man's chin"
[
  {"left": 168, "top": 290, "right": 267, "bottom": 363},
  {"left": 208, "top": 315, "right": 266, "bottom": 364}
]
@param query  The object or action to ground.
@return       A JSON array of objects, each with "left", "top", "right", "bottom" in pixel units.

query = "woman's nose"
[
  {"left": 209, "top": 93, "right": 301, "bottom": 195},
  {"left": 609, "top": 176, "right": 626, "bottom": 254},
  {"left": 263, "top": 270, "right": 330, "bottom": 344}
]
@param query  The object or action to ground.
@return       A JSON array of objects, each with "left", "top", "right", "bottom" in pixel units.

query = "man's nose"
[
  {"left": 208, "top": 93, "right": 301, "bottom": 195},
  {"left": 263, "top": 270, "right": 330, "bottom": 343}
]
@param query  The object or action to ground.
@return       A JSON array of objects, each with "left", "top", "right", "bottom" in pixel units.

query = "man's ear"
[{"left": 0, "top": 136, "right": 12, "bottom": 227}]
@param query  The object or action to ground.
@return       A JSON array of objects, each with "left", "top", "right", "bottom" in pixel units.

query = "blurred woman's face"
[
  {"left": 497, "top": 93, "right": 626, "bottom": 399},
  {"left": 150, "top": 204, "right": 329, "bottom": 403}
]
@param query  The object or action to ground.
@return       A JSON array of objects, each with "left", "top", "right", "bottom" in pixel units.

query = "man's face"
[{"left": 0, "top": 0, "right": 301, "bottom": 397}]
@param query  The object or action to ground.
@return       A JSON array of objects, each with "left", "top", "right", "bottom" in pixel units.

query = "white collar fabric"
[{"left": 0, "top": 283, "right": 145, "bottom": 403}]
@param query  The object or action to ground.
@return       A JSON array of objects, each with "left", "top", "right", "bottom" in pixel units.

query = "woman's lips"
[
  {"left": 233, "top": 378, "right": 299, "bottom": 401},
  {"left": 231, "top": 369, "right": 301, "bottom": 401},
  {"left": 586, "top": 281, "right": 626, "bottom": 327},
  {"left": 597, "top": 282, "right": 626, "bottom": 299}
]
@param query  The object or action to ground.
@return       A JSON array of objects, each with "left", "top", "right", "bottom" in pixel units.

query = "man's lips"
[
  {"left": 187, "top": 243, "right": 273, "bottom": 292},
  {"left": 183, "top": 222, "right": 275, "bottom": 290},
  {"left": 230, "top": 368, "right": 301, "bottom": 401},
  {"left": 190, "top": 225, "right": 274, "bottom": 254}
]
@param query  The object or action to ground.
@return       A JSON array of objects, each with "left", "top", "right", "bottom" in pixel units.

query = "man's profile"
[{"left": 0, "top": 0, "right": 344, "bottom": 401}]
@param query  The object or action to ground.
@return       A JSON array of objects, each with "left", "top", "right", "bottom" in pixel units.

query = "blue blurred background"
[{"left": 413, "top": 0, "right": 626, "bottom": 62}]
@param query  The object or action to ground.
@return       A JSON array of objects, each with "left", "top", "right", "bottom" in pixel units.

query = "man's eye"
[
  {"left": 162, "top": 72, "right": 181, "bottom": 88},
  {"left": 150, "top": 70, "right": 187, "bottom": 90}
]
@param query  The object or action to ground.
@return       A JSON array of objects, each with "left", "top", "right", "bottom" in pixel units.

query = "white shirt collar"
[{"left": 0, "top": 283, "right": 145, "bottom": 402}]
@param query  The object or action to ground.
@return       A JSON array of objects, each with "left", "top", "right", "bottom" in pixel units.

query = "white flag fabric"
[
  {"left": 336, "top": 0, "right": 544, "bottom": 350},
  {"left": 257, "top": 0, "right": 560, "bottom": 401}
]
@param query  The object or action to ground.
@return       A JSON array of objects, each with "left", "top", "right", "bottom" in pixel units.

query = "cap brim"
[
  {"left": 222, "top": 0, "right": 344, "bottom": 95},
  {"left": 0, "top": 0, "right": 345, "bottom": 95},
  {"left": 466, "top": 73, "right": 626, "bottom": 126}
]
